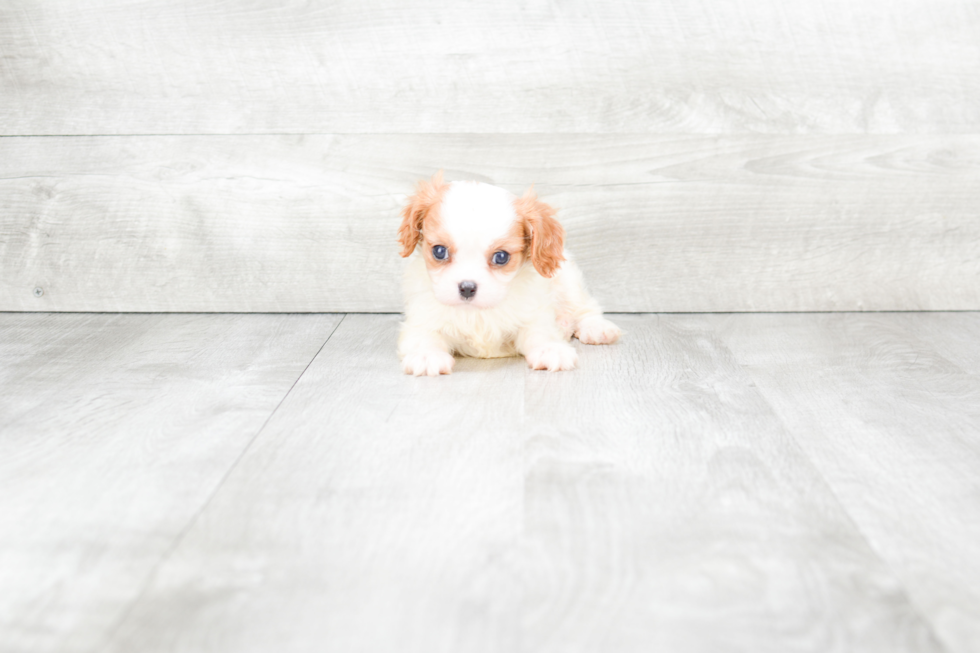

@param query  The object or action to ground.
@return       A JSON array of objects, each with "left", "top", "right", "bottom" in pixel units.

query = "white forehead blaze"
[{"left": 440, "top": 181, "right": 517, "bottom": 249}]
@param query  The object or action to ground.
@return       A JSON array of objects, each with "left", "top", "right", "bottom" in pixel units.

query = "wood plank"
[
  {"left": 522, "top": 315, "right": 943, "bottom": 652},
  {"left": 0, "top": 0, "right": 977, "bottom": 134},
  {"left": 2, "top": 134, "right": 978, "bottom": 313},
  {"left": 716, "top": 312, "right": 980, "bottom": 653},
  {"left": 892, "top": 312, "right": 980, "bottom": 375},
  {"left": 101, "top": 315, "right": 525, "bottom": 653},
  {"left": 0, "top": 313, "right": 341, "bottom": 653}
]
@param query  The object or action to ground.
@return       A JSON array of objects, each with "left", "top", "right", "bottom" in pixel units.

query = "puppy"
[{"left": 397, "top": 172, "right": 621, "bottom": 376}]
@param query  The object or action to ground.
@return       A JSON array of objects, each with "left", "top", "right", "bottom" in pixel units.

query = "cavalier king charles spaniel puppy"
[{"left": 398, "top": 172, "right": 621, "bottom": 376}]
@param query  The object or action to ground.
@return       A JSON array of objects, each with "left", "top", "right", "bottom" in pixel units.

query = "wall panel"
[
  {"left": 0, "top": 0, "right": 977, "bottom": 135},
  {"left": 2, "top": 134, "right": 977, "bottom": 312}
]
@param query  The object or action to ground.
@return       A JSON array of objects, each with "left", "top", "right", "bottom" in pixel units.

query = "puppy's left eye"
[{"left": 492, "top": 251, "right": 510, "bottom": 266}]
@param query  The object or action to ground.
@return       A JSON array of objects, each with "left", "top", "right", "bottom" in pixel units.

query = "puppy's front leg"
[
  {"left": 552, "top": 260, "right": 621, "bottom": 345},
  {"left": 517, "top": 322, "right": 578, "bottom": 372},
  {"left": 399, "top": 327, "right": 455, "bottom": 377}
]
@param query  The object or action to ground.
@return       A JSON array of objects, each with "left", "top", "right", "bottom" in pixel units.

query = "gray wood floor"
[{"left": 1, "top": 312, "right": 978, "bottom": 653}]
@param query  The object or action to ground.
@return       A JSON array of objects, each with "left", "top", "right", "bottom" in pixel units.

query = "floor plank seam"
[
  {"left": 87, "top": 313, "right": 349, "bottom": 653},
  {"left": 739, "top": 370, "right": 953, "bottom": 653}
]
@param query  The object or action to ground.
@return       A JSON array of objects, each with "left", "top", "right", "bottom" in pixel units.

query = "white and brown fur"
[{"left": 397, "top": 172, "right": 620, "bottom": 376}]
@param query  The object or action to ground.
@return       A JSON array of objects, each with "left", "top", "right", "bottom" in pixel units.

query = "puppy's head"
[{"left": 398, "top": 173, "right": 565, "bottom": 308}]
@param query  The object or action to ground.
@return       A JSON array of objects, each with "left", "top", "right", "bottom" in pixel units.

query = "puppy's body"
[{"left": 398, "top": 175, "right": 619, "bottom": 376}]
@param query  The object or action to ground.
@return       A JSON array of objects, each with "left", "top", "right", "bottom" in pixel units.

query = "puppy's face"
[{"left": 398, "top": 174, "right": 565, "bottom": 308}]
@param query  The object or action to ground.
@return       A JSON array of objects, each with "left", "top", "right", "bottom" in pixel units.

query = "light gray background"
[
  {"left": 2, "top": 0, "right": 978, "bottom": 312},
  {"left": 4, "top": 5, "right": 980, "bottom": 652}
]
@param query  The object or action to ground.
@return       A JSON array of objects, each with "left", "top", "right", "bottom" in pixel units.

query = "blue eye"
[
  {"left": 432, "top": 245, "right": 448, "bottom": 261},
  {"left": 492, "top": 251, "right": 510, "bottom": 266}
]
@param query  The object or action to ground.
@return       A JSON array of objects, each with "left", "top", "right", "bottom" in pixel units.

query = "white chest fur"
[{"left": 401, "top": 254, "right": 559, "bottom": 358}]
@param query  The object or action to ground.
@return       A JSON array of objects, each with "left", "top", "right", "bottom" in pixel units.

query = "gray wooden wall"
[{"left": 2, "top": 0, "right": 978, "bottom": 312}]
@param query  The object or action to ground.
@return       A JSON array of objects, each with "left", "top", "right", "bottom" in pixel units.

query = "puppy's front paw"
[
  {"left": 402, "top": 350, "right": 455, "bottom": 377},
  {"left": 575, "top": 316, "right": 622, "bottom": 345},
  {"left": 525, "top": 342, "right": 578, "bottom": 372}
]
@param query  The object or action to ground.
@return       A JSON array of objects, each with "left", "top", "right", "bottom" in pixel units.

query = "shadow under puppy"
[{"left": 398, "top": 172, "right": 621, "bottom": 376}]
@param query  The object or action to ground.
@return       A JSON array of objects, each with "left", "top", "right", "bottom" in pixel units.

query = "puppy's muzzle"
[{"left": 458, "top": 280, "right": 478, "bottom": 300}]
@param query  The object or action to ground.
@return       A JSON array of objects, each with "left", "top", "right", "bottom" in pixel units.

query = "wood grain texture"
[
  {"left": 716, "top": 312, "right": 980, "bottom": 653},
  {"left": 0, "top": 0, "right": 977, "bottom": 135},
  {"left": 0, "top": 313, "right": 341, "bottom": 653},
  {"left": 102, "top": 315, "right": 525, "bottom": 653},
  {"left": 4, "top": 313, "right": 980, "bottom": 651},
  {"left": 2, "top": 134, "right": 979, "bottom": 313},
  {"left": 522, "top": 314, "right": 942, "bottom": 652}
]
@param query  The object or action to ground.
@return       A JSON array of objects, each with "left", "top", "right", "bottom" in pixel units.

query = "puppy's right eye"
[{"left": 432, "top": 245, "right": 448, "bottom": 261}]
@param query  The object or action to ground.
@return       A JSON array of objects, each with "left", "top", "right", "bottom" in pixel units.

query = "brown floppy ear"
[
  {"left": 515, "top": 186, "right": 565, "bottom": 277},
  {"left": 398, "top": 171, "right": 448, "bottom": 257}
]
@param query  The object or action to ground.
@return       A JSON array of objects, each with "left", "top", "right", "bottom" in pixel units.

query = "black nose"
[{"left": 458, "top": 280, "right": 477, "bottom": 299}]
